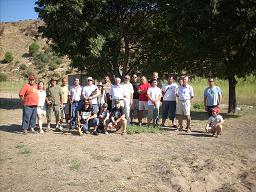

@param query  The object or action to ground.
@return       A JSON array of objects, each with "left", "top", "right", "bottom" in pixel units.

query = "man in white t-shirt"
[
  {"left": 161, "top": 75, "right": 178, "bottom": 127},
  {"left": 68, "top": 78, "right": 83, "bottom": 128},
  {"left": 147, "top": 79, "right": 162, "bottom": 127},
  {"left": 176, "top": 76, "right": 194, "bottom": 132},
  {"left": 122, "top": 75, "right": 134, "bottom": 124},
  {"left": 109, "top": 77, "right": 125, "bottom": 108},
  {"left": 82, "top": 77, "right": 100, "bottom": 114}
]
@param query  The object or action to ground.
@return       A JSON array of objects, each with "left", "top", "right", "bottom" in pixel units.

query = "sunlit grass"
[
  {"left": 190, "top": 75, "right": 256, "bottom": 106},
  {"left": 0, "top": 80, "right": 26, "bottom": 93}
]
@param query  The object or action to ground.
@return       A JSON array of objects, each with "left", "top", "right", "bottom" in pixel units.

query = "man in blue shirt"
[{"left": 204, "top": 77, "right": 222, "bottom": 117}]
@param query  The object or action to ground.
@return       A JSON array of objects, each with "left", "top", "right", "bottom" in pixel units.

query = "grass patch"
[
  {"left": 91, "top": 154, "right": 106, "bottom": 161},
  {"left": 16, "top": 144, "right": 25, "bottom": 149},
  {"left": 70, "top": 160, "right": 81, "bottom": 171},
  {"left": 20, "top": 148, "right": 32, "bottom": 155},
  {"left": 127, "top": 125, "right": 160, "bottom": 134},
  {"left": 0, "top": 80, "right": 26, "bottom": 93}
]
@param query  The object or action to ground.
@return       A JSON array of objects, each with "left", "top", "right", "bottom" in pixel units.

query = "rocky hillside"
[{"left": 0, "top": 19, "right": 72, "bottom": 81}]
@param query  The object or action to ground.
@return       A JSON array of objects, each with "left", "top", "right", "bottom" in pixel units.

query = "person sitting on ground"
[
  {"left": 107, "top": 99, "right": 127, "bottom": 134},
  {"left": 205, "top": 107, "right": 224, "bottom": 137},
  {"left": 78, "top": 100, "right": 99, "bottom": 136},
  {"left": 97, "top": 103, "right": 110, "bottom": 134}
]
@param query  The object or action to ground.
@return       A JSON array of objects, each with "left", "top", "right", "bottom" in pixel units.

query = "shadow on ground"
[
  {"left": 0, "top": 98, "right": 22, "bottom": 110},
  {"left": 191, "top": 111, "right": 239, "bottom": 120}
]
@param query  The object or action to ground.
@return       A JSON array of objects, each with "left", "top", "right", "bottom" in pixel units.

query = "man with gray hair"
[
  {"left": 109, "top": 77, "right": 125, "bottom": 108},
  {"left": 176, "top": 76, "right": 194, "bottom": 132},
  {"left": 122, "top": 75, "right": 134, "bottom": 124}
]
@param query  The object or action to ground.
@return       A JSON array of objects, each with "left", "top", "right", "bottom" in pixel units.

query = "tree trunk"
[{"left": 228, "top": 75, "right": 237, "bottom": 113}]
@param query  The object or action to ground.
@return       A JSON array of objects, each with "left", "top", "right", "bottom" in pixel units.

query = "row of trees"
[{"left": 35, "top": 0, "right": 256, "bottom": 112}]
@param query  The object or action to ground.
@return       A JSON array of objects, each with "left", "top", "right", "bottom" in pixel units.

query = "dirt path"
[{"left": 0, "top": 106, "right": 256, "bottom": 192}]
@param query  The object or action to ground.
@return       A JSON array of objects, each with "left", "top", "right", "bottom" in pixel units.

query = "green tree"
[
  {"left": 35, "top": 0, "right": 158, "bottom": 79},
  {"left": 29, "top": 41, "right": 40, "bottom": 56},
  {"left": 3, "top": 51, "right": 14, "bottom": 63},
  {"left": 158, "top": 0, "right": 256, "bottom": 113}
]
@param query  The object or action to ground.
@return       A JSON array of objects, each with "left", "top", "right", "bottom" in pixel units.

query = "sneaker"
[
  {"left": 186, "top": 129, "right": 191, "bottom": 133},
  {"left": 93, "top": 131, "right": 99, "bottom": 136},
  {"left": 58, "top": 125, "right": 63, "bottom": 131},
  {"left": 30, "top": 128, "right": 37, "bottom": 134},
  {"left": 23, "top": 129, "right": 28, "bottom": 135},
  {"left": 138, "top": 122, "right": 142, "bottom": 127},
  {"left": 39, "top": 130, "right": 44, "bottom": 134},
  {"left": 84, "top": 131, "right": 90, "bottom": 134},
  {"left": 105, "top": 131, "right": 109, "bottom": 135}
]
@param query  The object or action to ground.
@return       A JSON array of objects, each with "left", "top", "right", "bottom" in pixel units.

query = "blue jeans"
[
  {"left": 162, "top": 101, "right": 176, "bottom": 120},
  {"left": 71, "top": 101, "right": 83, "bottom": 127},
  {"left": 82, "top": 118, "right": 99, "bottom": 132},
  {"left": 22, "top": 105, "right": 37, "bottom": 130}
]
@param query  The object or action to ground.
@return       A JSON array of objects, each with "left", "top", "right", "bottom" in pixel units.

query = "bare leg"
[
  {"left": 177, "top": 114, "right": 183, "bottom": 129},
  {"left": 161, "top": 119, "right": 166, "bottom": 126},
  {"left": 186, "top": 115, "right": 191, "bottom": 130}
]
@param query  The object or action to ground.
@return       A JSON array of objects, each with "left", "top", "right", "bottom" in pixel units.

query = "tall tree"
[
  {"left": 35, "top": 0, "right": 157, "bottom": 79},
  {"left": 158, "top": 0, "right": 256, "bottom": 112}
]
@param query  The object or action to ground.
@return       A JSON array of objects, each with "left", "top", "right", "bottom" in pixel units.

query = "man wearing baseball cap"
[
  {"left": 46, "top": 76, "right": 64, "bottom": 131},
  {"left": 19, "top": 74, "right": 39, "bottom": 134}
]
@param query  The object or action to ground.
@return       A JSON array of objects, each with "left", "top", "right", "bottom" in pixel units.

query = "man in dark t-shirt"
[
  {"left": 107, "top": 99, "right": 127, "bottom": 134},
  {"left": 78, "top": 100, "right": 99, "bottom": 136},
  {"left": 131, "top": 74, "right": 140, "bottom": 123}
]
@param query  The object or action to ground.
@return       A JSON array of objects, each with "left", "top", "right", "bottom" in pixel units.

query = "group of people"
[{"left": 19, "top": 72, "right": 224, "bottom": 137}]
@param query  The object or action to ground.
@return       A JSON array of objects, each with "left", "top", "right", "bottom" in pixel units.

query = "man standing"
[
  {"left": 109, "top": 77, "right": 125, "bottom": 108},
  {"left": 130, "top": 74, "right": 140, "bottom": 123},
  {"left": 19, "top": 75, "right": 39, "bottom": 134},
  {"left": 147, "top": 79, "right": 162, "bottom": 127},
  {"left": 149, "top": 72, "right": 162, "bottom": 88},
  {"left": 161, "top": 75, "right": 178, "bottom": 127},
  {"left": 82, "top": 77, "right": 100, "bottom": 114},
  {"left": 122, "top": 75, "right": 134, "bottom": 124},
  {"left": 176, "top": 76, "right": 194, "bottom": 132},
  {"left": 102, "top": 75, "right": 112, "bottom": 111},
  {"left": 46, "top": 77, "right": 64, "bottom": 131},
  {"left": 204, "top": 77, "right": 222, "bottom": 117},
  {"left": 137, "top": 76, "right": 150, "bottom": 126},
  {"left": 68, "top": 78, "right": 83, "bottom": 129},
  {"left": 60, "top": 77, "right": 69, "bottom": 127}
]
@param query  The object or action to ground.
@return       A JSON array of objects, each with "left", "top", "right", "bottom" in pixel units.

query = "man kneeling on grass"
[
  {"left": 107, "top": 99, "right": 127, "bottom": 134},
  {"left": 205, "top": 107, "right": 224, "bottom": 138},
  {"left": 78, "top": 100, "right": 99, "bottom": 136}
]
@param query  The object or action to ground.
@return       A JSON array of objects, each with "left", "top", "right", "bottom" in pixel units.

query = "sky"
[{"left": 0, "top": 0, "right": 38, "bottom": 22}]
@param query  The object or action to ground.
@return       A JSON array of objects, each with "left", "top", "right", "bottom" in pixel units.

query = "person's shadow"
[
  {"left": 0, "top": 98, "right": 22, "bottom": 110},
  {"left": 0, "top": 124, "right": 23, "bottom": 134}
]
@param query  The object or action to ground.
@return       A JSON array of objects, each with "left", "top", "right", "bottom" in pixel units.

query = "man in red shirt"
[
  {"left": 137, "top": 76, "right": 150, "bottom": 126},
  {"left": 19, "top": 75, "right": 39, "bottom": 134}
]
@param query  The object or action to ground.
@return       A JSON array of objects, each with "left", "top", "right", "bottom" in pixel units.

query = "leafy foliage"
[
  {"left": 29, "top": 41, "right": 40, "bottom": 56},
  {"left": 0, "top": 73, "right": 8, "bottom": 81},
  {"left": 3, "top": 51, "right": 14, "bottom": 63}
]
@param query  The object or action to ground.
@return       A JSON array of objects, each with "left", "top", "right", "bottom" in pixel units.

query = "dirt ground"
[{"left": 0, "top": 97, "right": 256, "bottom": 192}]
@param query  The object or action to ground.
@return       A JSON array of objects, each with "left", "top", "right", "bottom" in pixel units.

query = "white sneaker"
[
  {"left": 58, "top": 125, "right": 63, "bottom": 131},
  {"left": 39, "top": 130, "right": 44, "bottom": 134}
]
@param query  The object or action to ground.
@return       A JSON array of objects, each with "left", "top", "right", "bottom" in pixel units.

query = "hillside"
[{"left": 0, "top": 19, "right": 72, "bottom": 81}]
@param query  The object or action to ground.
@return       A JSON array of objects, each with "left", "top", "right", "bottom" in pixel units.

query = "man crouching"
[
  {"left": 205, "top": 107, "right": 224, "bottom": 137},
  {"left": 107, "top": 99, "right": 127, "bottom": 134},
  {"left": 78, "top": 100, "right": 99, "bottom": 136}
]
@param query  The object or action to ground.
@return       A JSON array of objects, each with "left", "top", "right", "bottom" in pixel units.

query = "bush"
[
  {"left": 0, "top": 73, "right": 8, "bottom": 81},
  {"left": 193, "top": 102, "right": 204, "bottom": 110},
  {"left": 29, "top": 41, "right": 40, "bottom": 56},
  {"left": 19, "top": 64, "right": 27, "bottom": 70},
  {"left": 48, "top": 62, "right": 58, "bottom": 70},
  {"left": 3, "top": 51, "right": 14, "bottom": 63}
]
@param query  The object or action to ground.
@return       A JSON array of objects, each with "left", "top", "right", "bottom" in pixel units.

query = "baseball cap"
[
  {"left": 87, "top": 77, "right": 93, "bottom": 81},
  {"left": 212, "top": 107, "right": 221, "bottom": 114}
]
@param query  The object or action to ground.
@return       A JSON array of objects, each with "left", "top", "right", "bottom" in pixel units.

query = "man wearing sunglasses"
[{"left": 204, "top": 77, "right": 222, "bottom": 117}]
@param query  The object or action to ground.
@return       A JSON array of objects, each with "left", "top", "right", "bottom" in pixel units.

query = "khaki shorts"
[
  {"left": 139, "top": 101, "right": 148, "bottom": 111},
  {"left": 176, "top": 100, "right": 191, "bottom": 116}
]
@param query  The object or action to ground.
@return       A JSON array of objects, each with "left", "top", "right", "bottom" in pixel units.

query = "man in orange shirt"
[{"left": 19, "top": 75, "right": 39, "bottom": 134}]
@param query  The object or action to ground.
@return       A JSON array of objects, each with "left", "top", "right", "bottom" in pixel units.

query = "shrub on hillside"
[
  {"left": 29, "top": 41, "right": 40, "bottom": 56},
  {"left": 3, "top": 51, "right": 14, "bottom": 63},
  {"left": 19, "top": 64, "right": 27, "bottom": 70},
  {"left": 0, "top": 73, "right": 8, "bottom": 81},
  {"left": 48, "top": 62, "right": 59, "bottom": 70}
]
